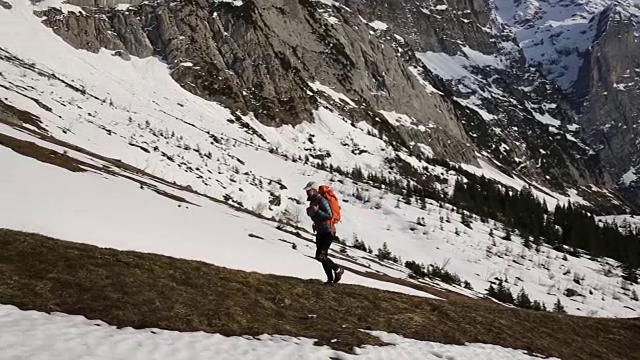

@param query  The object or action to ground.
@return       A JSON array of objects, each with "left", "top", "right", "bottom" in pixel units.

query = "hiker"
[{"left": 304, "top": 181, "right": 344, "bottom": 285}]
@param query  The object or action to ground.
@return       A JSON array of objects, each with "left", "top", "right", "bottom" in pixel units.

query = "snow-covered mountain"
[
  {"left": 492, "top": 0, "right": 640, "bottom": 90},
  {"left": 491, "top": 0, "right": 640, "bottom": 204}
]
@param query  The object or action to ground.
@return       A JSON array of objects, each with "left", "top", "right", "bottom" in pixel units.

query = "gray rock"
[
  {"left": 112, "top": 49, "right": 131, "bottom": 61},
  {"left": 573, "top": 7, "right": 640, "bottom": 206},
  {"left": 37, "top": 8, "right": 126, "bottom": 53},
  {"left": 0, "top": 0, "right": 12, "bottom": 9}
]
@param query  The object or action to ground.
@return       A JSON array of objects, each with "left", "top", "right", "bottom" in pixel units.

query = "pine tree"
[
  {"left": 377, "top": 242, "right": 393, "bottom": 261},
  {"left": 495, "top": 279, "right": 515, "bottom": 304},
  {"left": 622, "top": 263, "right": 639, "bottom": 284},
  {"left": 503, "top": 228, "right": 512, "bottom": 241},
  {"left": 523, "top": 236, "right": 532, "bottom": 250},
  {"left": 352, "top": 235, "right": 367, "bottom": 252},
  {"left": 486, "top": 284, "right": 497, "bottom": 298},
  {"left": 515, "top": 288, "right": 532, "bottom": 309},
  {"left": 461, "top": 211, "right": 473, "bottom": 229},
  {"left": 553, "top": 298, "right": 566, "bottom": 314},
  {"left": 463, "top": 280, "right": 474, "bottom": 290},
  {"left": 533, "top": 236, "right": 542, "bottom": 252},
  {"left": 531, "top": 300, "right": 543, "bottom": 311}
]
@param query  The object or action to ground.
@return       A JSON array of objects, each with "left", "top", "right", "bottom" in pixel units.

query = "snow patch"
[
  {"left": 211, "top": 0, "right": 244, "bottom": 5},
  {"left": 379, "top": 110, "right": 416, "bottom": 128},
  {"left": 408, "top": 66, "right": 443, "bottom": 94},
  {"left": 528, "top": 104, "right": 562, "bottom": 127},
  {"left": 460, "top": 158, "right": 589, "bottom": 209},
  {"left": 0, "top": 304, "right": 561, "bottom": 360},
  {"left": 309, "top": 81, "right": 356, "bottom": 107},
  {"left": 31, "top": 0, "right": 84, "bottom": 13},
  {"left": 368, "top": 20, "right": 389, "bottom": 30},
  {"left": 622, "top": 167, "right": 638, "bottom": 185}
]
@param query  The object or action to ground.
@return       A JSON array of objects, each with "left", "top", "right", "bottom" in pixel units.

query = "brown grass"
[
  {"left": 1, "top": 229, "right": 639, "bottom": 359},
  {"left": 0, "top": 98, "right": 46, "bottom": 132},
  {"left": 0, "top": 132, "right": 86, "bottom": 172}
]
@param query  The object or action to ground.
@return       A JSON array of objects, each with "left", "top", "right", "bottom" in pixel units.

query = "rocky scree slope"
[{"left": 31, "top": 0, "right": 628, "bottom": 209}]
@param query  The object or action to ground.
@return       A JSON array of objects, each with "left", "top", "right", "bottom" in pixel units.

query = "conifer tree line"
[
  {"left": 291, "top": 150, "right": 639, "bottom": 279},
  {"left": 451, "top": 175, "right": 640, "bottom": 277}
]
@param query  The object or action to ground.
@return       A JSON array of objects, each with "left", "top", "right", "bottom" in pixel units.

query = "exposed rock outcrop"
[
  {"left": 573, "top": 6, "right": 640, "bottom": 205},
  {"left": 32, "top": 0, "right": 621, "bottom": 202}
]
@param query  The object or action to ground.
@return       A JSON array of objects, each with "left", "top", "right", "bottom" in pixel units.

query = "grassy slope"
[{"left": 1, "top": 229, "right": 639, "bottom": 359}]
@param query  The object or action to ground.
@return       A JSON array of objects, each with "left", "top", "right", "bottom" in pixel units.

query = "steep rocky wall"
[
  {"left": 36, "top": 0, "right": 479, "bottom": 163},
  {"left": 574, "top": 7, "right": 640, "bottom": 204},
  {"left": 32, "top": 0, "right": 617, "bottom": 197},
  {"left": 348, "top": 0, "right": 609, "bottom": 188}
]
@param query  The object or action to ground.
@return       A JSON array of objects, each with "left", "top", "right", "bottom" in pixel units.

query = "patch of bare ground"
[{"left": 1, "top": 229, "right": 639, "bottom": 359}]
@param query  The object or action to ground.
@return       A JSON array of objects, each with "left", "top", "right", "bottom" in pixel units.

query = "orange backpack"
[{"left": 319, "top": 185, "right": 341, "bottom": 232}]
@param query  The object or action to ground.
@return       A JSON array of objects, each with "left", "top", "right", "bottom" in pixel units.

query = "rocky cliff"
[
  {"left": 32, "top": 0, "right": 635, "bottom": 207},
  {"left": 492, "top": 0, "right": 640, "bottom": 208},
  {"left": 574, "top": 5, "right": 640, "bottom": 206}
]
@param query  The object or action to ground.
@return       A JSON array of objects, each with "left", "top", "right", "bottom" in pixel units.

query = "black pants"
[{"left": 315, "top": 232, "right": 339, "bottom": 282}]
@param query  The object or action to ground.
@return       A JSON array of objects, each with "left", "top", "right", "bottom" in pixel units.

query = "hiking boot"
[
  {"left": 323, "top": 280, "right": 334, "bottom": 286},
  {"left": 333, "top": 267, "right": 344, "bottom": 283}
]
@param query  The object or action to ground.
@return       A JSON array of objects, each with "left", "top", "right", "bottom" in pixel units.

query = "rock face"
[
  {"left": 36, "top": 0, "right": 481, "bottom": 164},
  {"left": 574, "top": 6, "right": 640, "bottom": 205},
  {"left": 112, "top": 49, "right": 131, "bottom": 61},
  {"left": 32, "top": 0, "right": 628, "bottom": 205}
]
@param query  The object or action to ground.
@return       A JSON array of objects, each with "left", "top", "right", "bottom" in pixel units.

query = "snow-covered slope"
[
  {"left": 597, "top": 214, "right": 640, "bottom": 234},
  {"left": 0, "top": 0, "right": 639, "bottom": 320},
  {"left": 0, "top": 304, "right": 560, "bottom": 360}
]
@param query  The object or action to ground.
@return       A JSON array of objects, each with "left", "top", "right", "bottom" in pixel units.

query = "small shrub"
[
  {"left": 426, "top": 263, "right": 461, "bottom": 286},
  {"left": 463, "top": 280, "right": 474, "bottom": 290},
  {"left": 352, "top": 234, "right": 368, "bottom": 252},
  {"left": 405, "top": 260, "right": 427, "bottom": 278}
]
